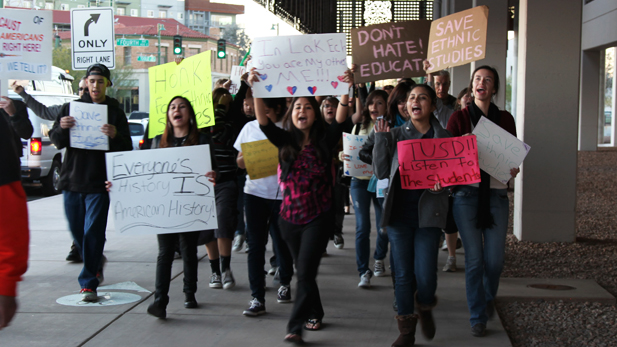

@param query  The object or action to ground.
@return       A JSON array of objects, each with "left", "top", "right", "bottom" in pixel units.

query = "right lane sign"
[{"left": 71, "top": 7, "right": 115, "bottom": 70}]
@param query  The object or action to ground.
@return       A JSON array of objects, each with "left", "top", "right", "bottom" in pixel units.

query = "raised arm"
[
  {"left": 247, "top": 68, "right": 269, "bottom": 127},
  {"left": 335, "top": 68, "right": 354, "bottom": 124}
]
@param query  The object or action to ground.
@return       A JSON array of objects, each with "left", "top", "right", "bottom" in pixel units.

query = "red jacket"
[{"left": 0, "top": 181, "right": 30, "bottom": 297}]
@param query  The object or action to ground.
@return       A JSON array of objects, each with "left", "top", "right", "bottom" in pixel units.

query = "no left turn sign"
[{"left": 71, "top": 7, "right": 115, "bottom": 70}]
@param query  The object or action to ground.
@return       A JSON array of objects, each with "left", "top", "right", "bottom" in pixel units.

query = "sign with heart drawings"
[{"left": 250, "top": 33, "right": 348, "bottom": 98}]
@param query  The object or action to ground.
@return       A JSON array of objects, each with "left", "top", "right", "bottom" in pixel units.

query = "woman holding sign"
[
  {"left": 108, "top": 96, "right": 217, "bottom": 319},
  {"left": 248, "top": 68, "right": 353, "bottom": 344},
  {"left": 373, "top": 84, "right": 450, "bottom": 347},
  {"left": 446, "top": 66, "right": 519, "bottom": 337}
]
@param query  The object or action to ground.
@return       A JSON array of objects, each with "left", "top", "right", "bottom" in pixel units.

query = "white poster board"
[
  {"left": 106, "top": 145, "right": 217, "bottom": 235},
  {"left": 472, "top": 116, "right": 530, "bottom": 184},
  {"left": 229, "top": 65, "right": 246, "bottom": 95},
  {"left": 250, "top": 33, "right": 348, "bottom": 98},
  {"left": 0, "top": 8, "right": 53, "bottom": 80},
  {"left": 69, "top": 102, "right": 109, "bottom": 150},
  {"left": 342, "top": 132, "right": 373, "bottom": 177}
]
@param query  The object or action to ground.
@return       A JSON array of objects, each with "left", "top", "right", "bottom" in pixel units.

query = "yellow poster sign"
[
  {"left": 241, "top": 139, "right": 279, "bottom": 180},
  {"left": 148, "top": 51, "right": 214, "bottom": 138}
]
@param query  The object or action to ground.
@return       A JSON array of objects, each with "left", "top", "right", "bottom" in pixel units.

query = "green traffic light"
[
  {"left": 218, "top": 51, "right": 226, "bottom": 58},
  {"left": 174, "top": 47, "right": 182, "bottom": 55}
]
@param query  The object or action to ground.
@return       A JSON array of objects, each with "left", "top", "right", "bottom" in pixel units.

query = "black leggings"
[{"left": 154, "top": 231, "right": 200, "bottom": 305}]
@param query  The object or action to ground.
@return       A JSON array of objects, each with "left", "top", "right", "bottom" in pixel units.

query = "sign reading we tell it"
[{"left": 71, "top": 8, "right": 115, "bottom": 70}]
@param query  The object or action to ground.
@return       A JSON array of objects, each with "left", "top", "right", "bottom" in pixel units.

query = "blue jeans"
[
  {"left": 63, "top": 191, "right": 109, "bottom": 290},
  {"left": 452, "top": 186, "right": 509, "bottom": 326},
  {"left": 374, "top": 197, "right": 389, "bottom": 261},
  {"left": 350, "top": 178, "right": 382, "bottom": 276},
  {"left": 245, "top": 194, "right": 293, "bottom": 303},
  {"left": 388, "top": 216, "right": 441, "bottom": 315}
]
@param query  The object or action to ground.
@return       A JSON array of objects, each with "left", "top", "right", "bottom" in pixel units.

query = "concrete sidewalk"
[{"left": 1, "top": 195, "right": 512, "bottom": 346}]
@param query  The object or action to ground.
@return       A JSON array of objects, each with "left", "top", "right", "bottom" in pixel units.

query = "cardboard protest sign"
[
  {"left": 397, "top": 136, "right": 481, "bottom": 189},
  {"left": 105, "top": 144, "right": 217, "bottom": 235},
  {"left": 0, "top": 8, "right": 53, "bottom": 80},
  {"left": 376, "top": 178, "right": 389, "bottom": 198},
  {"left": 240, "top": 139, "right": 279, "bottom": 180},
  {"left": 229, "top": 65, "right": 246, "bottom": 95},
  {"left": 351, "top": 20, "right": 431, "bottom": 83},
  {"left": 250, "top": 33, "right": 348, "bottom": 98},
  {"left": 342, "top": 132, "right": 373, "bottom": 177},
  {"left": 69, "top": 102, "right": 108, "bottom": 150},
  {"left": 148, "top": 51, "right": 214, "bottom": 138},
  {"left": 426, "top": 5, "right": 488, "bottom": 73},
  {"left": 473, "top": 116, "right": 530, "bottom": 184}
]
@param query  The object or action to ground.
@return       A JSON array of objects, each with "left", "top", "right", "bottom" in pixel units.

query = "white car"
[{"left": 128, "top": 119, "right": 145, "bottom": 150}]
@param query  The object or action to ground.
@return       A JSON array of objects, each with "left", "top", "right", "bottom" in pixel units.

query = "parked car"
[
  {"left": 129, "top": 111, "right": 149, "bottom": 121},
  {"left": 12, "top": 91, "right": 78, "bottom": 196},
  {"left": 128, "top": 120, "right": 145, "bottom": 150}
]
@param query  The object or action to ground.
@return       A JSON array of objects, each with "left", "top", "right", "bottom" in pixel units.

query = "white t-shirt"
[{"left": 233, "top": 119, "right": 283, "bottom": 200}]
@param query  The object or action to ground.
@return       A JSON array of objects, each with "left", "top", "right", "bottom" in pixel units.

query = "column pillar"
[
  {"left": 578, "top": 50, "right": 601, "bottom": 151},
  {"left": 450, "top": 0, "right": 472, "bottom": 96},
  {"left": 513, "top": 0, "right": 582, "bottom": 242}
]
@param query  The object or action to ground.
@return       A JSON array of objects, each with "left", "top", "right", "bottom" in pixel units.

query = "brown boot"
[
  {"left": 392, "top": 314, "right": 418, "bottom": 347},
  {"left": 416, "top": 295, "right": 437, "bottom": 340}
]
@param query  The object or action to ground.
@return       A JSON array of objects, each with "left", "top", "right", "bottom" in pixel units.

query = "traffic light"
[
  {"left": 217, "top": 39, "right": 226, "bottom": 59},
  {"left": 173, "top": 35, "right": 183, "bottom": 55}
]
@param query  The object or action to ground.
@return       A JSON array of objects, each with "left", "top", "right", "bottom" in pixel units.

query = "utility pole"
[{"left": 157, "top": 23, "right": 165, "bottom": 65}]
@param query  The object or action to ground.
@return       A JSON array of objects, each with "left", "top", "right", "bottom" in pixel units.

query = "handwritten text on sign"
[
  {"left": 240, "top": 139, "right": 279, "bottom": 180},
  {"left": 342, "top": 132, "right": 373, "bottom": 177},
  {"left": 473, "top": 116, "right": 530, "bottom": 184},
  {"left": 351, "top": 20, "right": 431, "bottom": 83},
  {"left": 250, "top": 33, "right": 348, "bottom": 98},
  {"left": 148, "top": 51, "right": 214, "bottom": 138},
  {"left": 0, "top": 8, "right": 53, "bottom": 80},
  {"left": 426, "top": 5, "right": 488, "bottom": 73},
  {"left": 69, "top": 102, "right": 108, "bottom": 151},
  {"left": 397, "top": 136, "right": 481, "bottom": 190},
  {"left": 105, "top": 145, "right": 217, "bottom": 235},
  {"left": 229, "top": 65, "right": 246, "bottom": 95}
]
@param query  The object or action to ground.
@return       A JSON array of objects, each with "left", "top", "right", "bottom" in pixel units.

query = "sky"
[{"left": 211, "top": 0, "right": 302, "bottom": 39}]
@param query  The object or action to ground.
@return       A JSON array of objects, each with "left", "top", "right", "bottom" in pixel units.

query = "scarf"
[
  {"left": 394, "top": 113, "right": 406, "bottom": 127},
  {"left": 469, "top": 102, "right": 501, "bottom": 230}
]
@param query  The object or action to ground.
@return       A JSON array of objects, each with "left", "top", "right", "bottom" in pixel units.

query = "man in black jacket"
[{"left": 49, "top": 64, "right": 132, "bottom": 302}]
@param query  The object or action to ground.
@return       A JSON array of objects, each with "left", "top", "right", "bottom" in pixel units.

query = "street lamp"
[{"left": 271, "top": 23, "right": 279, "bottom": 36}]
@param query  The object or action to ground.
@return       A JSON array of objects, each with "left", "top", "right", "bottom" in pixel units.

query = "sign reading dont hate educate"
[
  {"left": 351, "top": 20, "right": 431, "bottom": 83},
  {"left": 250, "top": 33, "right": 348, "bottom": 98},
  {"left": 397, "top": 136, "right": 481, "bottom": 190}
]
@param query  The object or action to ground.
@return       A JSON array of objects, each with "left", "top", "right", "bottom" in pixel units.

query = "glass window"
[
  {"left": 45, "top": 2, "right": 53, "bottom": 9},
  {"left": 189, "top": 47, "right": 200, "bottom": 57},
  {"left": 159, "top": 11, "right": 167, "bottom": 18},
  {"left": 60, "top": 3, "right": 69, "bottom": 10},
  {"left": 124, "top": 47, "right": 131, "bottom": 65},
  {"left": 161, "top": 47, "right": 168, "bottom": 64},
  {"left": 147, "top": 10, "right": 154, "bottom": 17},
  {"left": 211, "top": 14, "right": 232, "bottom": 26},
  {"left": 117, "top": 7, "right": 125, "bottom": 15},
  {"left": 131, "top": 9, "right": 138, "bottom": 16},
  {"left": 177, "top": 12, "right": 184, "bottom": 20}
]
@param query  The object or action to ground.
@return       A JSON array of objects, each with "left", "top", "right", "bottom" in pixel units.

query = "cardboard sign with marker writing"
[
  {"left": 397, "top": 136, "right": 481, "bottom": 190},
  {"left": 250, "top": 33, "right": 348, "bottom": 98},
  {"left": 342, "top": 132, "right": 373, "bottom": 177},
  {"left": 241, "top": 139, "right": 279, "bottom": 180},
  {"left": 69, "top": 102, "right": 109, "bottom": 151},
  {"left": 351, "top": 20, "right": 431, "bottom": 83},
  {"left": 426, "top": 5, "right": 488, "bottom": 73}
]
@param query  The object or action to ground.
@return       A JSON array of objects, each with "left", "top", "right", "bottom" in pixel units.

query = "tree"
[
  {"left": 221, "top": 23, "right": 251, "bottom": 59},
  {"left": 52, "top": 46, "right": 85, "bottom": 94}
]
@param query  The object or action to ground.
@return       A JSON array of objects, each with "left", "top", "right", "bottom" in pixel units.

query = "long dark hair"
[
  {"left": 263, "top": 97, "right": 287, "bottom": 123},
  {"left": 160, "top": 96, "right": 200, "bottom": 148},
  {"left": 455, "top": 87, "right": 470, "bottom": 111},
  {"left": 280, "top": 96, "right": 325, "bottom": 162},
  {"left": 406, "top": 84, "right": 438, "bottom": 106},
  {"left": 361, "top": 90, "right": 388, "bottom": 131},
  {"left": 386, "top": 83, "right": 413, "bottom": 123}
]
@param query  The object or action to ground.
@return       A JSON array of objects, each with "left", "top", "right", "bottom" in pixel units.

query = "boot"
[
  {"left": 147, "top": 298, "right": 167, "bottom": 319},
  {"left": 416, "top": 295, "right": 438, "bottom": 340},
  {"left": 392, "top": 314, "right": 418, "bottom": 347}
]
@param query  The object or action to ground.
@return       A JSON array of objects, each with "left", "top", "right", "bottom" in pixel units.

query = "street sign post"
[
  {"left": 137, "top": 56, "right": 156, "bottom": 62},
  {"left": 71, "top": 7, "right": 115, "bottom": 70},
  {"left": 117, "top": 38, "right": 149, "bottom": 47}
]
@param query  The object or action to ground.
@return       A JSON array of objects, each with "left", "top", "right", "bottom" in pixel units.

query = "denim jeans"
[
  {"left": 154, "top": 231, "right": 199, "bottom": 305},
  {"left": 374, "top": 197, "right": 389, "bottom": 261},
  {"left": 387, "top": 215, "right": 441, "bottom": 316},
  {"left": 63, "top": 191, "right": 109, "bottom": 290},
  {"left": 452, "top": 186, "right": 509, "bottom": 326},
  {"left": 350, "top": 178, "right": 382, "bottom": 276},
  {"left": 245, "top": 194, "right": 293, "bottom": 303}
]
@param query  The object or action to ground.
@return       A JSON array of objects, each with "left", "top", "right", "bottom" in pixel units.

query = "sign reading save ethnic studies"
[
  {"left": 250, "top": 33, "right": 347, "bottom": 98},
  {"left": 397, "top": 136, "right": 481, "bottom": 190},
  {"left": 426, "top": 5, "right": 488, "bottom": 73},
  {"left": 351, "top": 20, "right": 431, "bottom": 83},
  {"left": 105, "top": 145, "right": 218, "bottom": 235}
]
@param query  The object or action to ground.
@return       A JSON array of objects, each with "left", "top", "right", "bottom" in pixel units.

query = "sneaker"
[
  {"left": 232, "top": 234, "right": 245, "bottom": 252},
  {"left": 471, "top": 323, "right": 486, "bottom": 337},
  {"left": 96, "top": 255, "right": 107, "bottom": 285},
  {"left": 441, "top": 239, "right": 448, "bottom": 251},
  {"left": 333, "top": 234, "right": 344, "bottom": 249},
  {"left": 277, "top": 285, "right": 292, "bottom": 303},
  {"left": 66, "top": 244, "right": 82, "bottom": 262},
  {"left": 223, "top": 270, "right": 235, "bottom": 289},
  {"left": 244, "top": 244, "right": 249, "bottom": 253},
  {"left": 358, "top": 270, "right": 372, "bottom": 288},
  {"left": 243, "top": 298, "right": 266, "bottom": 316},
  {"left": 443, "top": 256, "right": 457, "bottom": 272},
  {"left": 374, "top": 260, "right": 386, "bottom": 277},
  {"left": 209, "top": 273, "right": 222, "bottom": 288},
  {"left": 80, "top": 288, "right": 98, "bottom": 302},
  {"left": 268, "top": 266, "right": 279, "bottom": 275}
]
